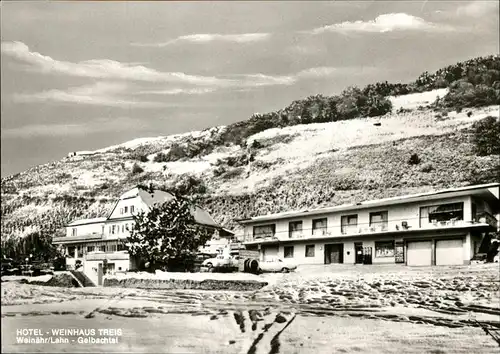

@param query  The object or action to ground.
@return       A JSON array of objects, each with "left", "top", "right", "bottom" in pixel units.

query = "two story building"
[
  {"left": 238, "top": 183, "right": 499, "bottom": 267},
  {"left": 53, "top": 186, "right": 233, "bottom": 284}
]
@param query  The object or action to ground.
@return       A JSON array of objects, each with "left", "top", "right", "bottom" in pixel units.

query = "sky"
[{"left": 1, "top": 1, "right": 499, "bottom": 177}]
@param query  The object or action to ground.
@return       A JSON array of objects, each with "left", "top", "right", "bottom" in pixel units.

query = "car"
[
  {"left": 202, "top": 255, "right": 238, "bottom": 270},
  {"left": 259, "top": 258, "right": 297, "bottom": 273}
]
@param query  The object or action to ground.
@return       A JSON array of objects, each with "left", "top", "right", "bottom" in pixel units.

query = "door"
[
  {"left": 325, "top": 244, "right": 343, "bottom": 264},
  {"left": 363, "top": 247, "right": 372, "bottom": 265},
  {"left": 263, "top": 245, "right": 279, "bottom": 261},
  {"left": 407, "top": 241, "right": 432, "bottom": 266},
  {"left": 354, "top": 242, "right": 364, "bottom": 264},
  {"left": 436, "top": 239, "right": 463, "bottom": 265}
]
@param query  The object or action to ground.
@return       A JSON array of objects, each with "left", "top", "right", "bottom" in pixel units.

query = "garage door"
[
  {"left": 262, "top": 245, "right": 278, "bottom": 261},
  {"left": 407, "top": 241, "right": 432, "bottom": 266},
  {"left": 436, "top": 239, "right": 463, "bottom": 266}
]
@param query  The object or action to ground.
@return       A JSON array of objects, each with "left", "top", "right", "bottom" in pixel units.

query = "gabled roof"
[
  {"left": 66, "top": 187, "right": 223, "bottom": 229},
  {"left": 67, "top": 217, "right": 107, "bottom": 227},
  {"left": 137, "top": 188, "right": 220, "bottom": 228}
]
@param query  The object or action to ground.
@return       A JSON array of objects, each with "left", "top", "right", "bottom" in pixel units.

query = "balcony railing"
[
  {"left": 475, "top": 212, "right": 498, "bottom": 229},
  {"left": 244, "top": 217, "right": 496, "bottom": 243},
  {"left": 53, "top": 233, "right": 103, "bottom": 244}
]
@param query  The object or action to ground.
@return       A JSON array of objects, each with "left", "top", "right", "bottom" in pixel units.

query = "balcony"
[
  {"left": 475, "top": 212, "right": 498, "bottom": 229},
  {"left": 53, "top": 233, "right": 103, "bottom": 244},
  {"left": 85, "top": 251, "right": 129, "bottom": 261},
  {"left": 243, "top": 217, "right": 495, "bottom": 244}
]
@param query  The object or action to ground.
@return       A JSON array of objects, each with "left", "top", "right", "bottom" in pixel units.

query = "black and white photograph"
[{"left": 1, "top": 1, "right": 499, "bottom": 353}]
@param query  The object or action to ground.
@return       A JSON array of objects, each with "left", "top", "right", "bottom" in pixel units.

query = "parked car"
[
  {"left": 259, "top": 258, "right": 297, "bottom": 273},
  {"left": 202, "top": 255, "right": 238, "bottom": 270}
]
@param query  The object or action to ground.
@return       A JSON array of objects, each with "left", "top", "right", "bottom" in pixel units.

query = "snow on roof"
[
  {"left": 237, "top": 183, "right": 500, "bottom": 224},
  {"left": 67, "top": 217, "right": 107, "bottom": 227},
  {"left": 137, "top": 188, "right": 220, "bottom": 228}
]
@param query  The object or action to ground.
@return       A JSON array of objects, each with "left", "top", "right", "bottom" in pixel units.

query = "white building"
[
  {"left": 53, "top": 186, "right": 233, "bottom": 285},
  {"left": 238, "top": 183, "right": 499, "bottom": 267}
]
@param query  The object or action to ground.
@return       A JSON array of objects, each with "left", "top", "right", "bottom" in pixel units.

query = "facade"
[
  {"left": 53, "top": 187, "right": 232, "bottom": 284},
  {"left": 238, "top": 183, "right": 499, "bottom": 267}
]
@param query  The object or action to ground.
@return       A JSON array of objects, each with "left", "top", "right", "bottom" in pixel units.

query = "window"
[
  {"left": 111, "top": 225, "right": 116, "bottom": 234},
  {"left": 370, "top": 211, "right": 388, "bottom": 231},
  {"left": 67, "top": 246, "right": 75, "bottom": 258},
  {"left": 87, "top": 246, "right": 95, "bottom": 253},
  {"left": 105, "top": 263, "right": 115, "bottom": 275},
  {"left": 77, "top": 246, "right": 83, "bottom": 258},
  {"left": 375, "top": 241, "right": 394, "bottom": 258},
  {"left": 109, "top": 244, "right": 117, "bottom": 252},
  {"left": 284, "top": 246, "right": 294, "bottom": 258},
  {"left": 253, "top": 224, "right": 276, "bottom": 239},
  {"left": 117, "top": 243, "right": 126, "bottom": 251},
  {"left": 130, "top": 205, "right": 135, "bottom": 213},
  {"left": 341, "top": 214, "right": 358, "bottom": 234},
  {"left": 420, "top": 202, "right": 464, "bottom": 227},
  {"left": 71, "top": 228, "right": 77, "bottom": 237},
  {"left": 120, "top": 208, "right": 124, "bottom": 214},
  {"left": 124, "top": 206, "right": 128, "bottom": 213},
  {"left": 289, "top": 221, "right": 303, "bottom": 238},
  {"left": 305, "top": 245, "right": 315, "bottom": 257},
  {"left": 121, "top": 225, "right": 125, "bottom": 233},
  {"left": 312, "top": 218, "right": 327, "bottom": 236}
]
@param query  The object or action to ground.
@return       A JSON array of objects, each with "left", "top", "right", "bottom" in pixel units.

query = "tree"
[
  {"left": 125, "top": 197, "right": 213, "bottom": 272},
  {"left": 472, "top": 116, "right": 500, "bottom": 156}
]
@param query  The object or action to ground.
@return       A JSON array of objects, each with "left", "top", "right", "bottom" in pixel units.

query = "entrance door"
[
  {"left": 262, "top": 245, "right": 279, "bottom": 261},
  {"left": 407, "top": 241, "right": 432, "bottom": 266},
  {"left": 363, "top": 247, "right": 373, "bottom": 265},
  {"left": 325, "top": 244, "right": 344, "bottom": 264},
  {"left": 354, "top": 242, "right": 364, "bottom": 264}
]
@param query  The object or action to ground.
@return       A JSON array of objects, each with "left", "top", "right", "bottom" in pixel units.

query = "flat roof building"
[{"left": 237, "top": 183, "right": 499, "bottom": 267}]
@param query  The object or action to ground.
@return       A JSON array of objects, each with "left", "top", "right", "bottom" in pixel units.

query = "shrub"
[
  {"left": 213, "top": 166, "right": 226, "bottom": 177},
  {"left": 251, "top": 140, "right": 262, "bottom": 149},
  {"left": 420, "top": 163, "right": 434, "bottom": 173},
  {"left": 131, "top": 163, "right": 144, "bottom": 174},
  {"left": 472, "top": 116, "right": 500, "bottom": 156},
  {"left": 220, "top": 167, "right": 245, "bottom": 180},
  {"left": 166, "top": 144, "right": 188, "bottom": 161},
  {"left": 153, "top": 152, "right": 169, "bottom": 163},
  {"left": 408, "top": 153, "right": 421, "bottom": 165},
  {"left": 171, "top": 175, "right": 207, "bottom": 195}
]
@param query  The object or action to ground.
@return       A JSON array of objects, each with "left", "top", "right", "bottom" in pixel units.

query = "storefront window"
[{"left": 375, "top": 241, "right": 394, "bottom": 258}]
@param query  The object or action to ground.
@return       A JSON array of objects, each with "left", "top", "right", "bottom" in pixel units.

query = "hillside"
[{"left": 1, "top": 56, "right": 499, "bottom": 255}]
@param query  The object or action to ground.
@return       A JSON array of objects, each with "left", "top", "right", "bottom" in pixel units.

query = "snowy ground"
[{"left": 1, "top": 264, "right": 499, "bottom": 353}]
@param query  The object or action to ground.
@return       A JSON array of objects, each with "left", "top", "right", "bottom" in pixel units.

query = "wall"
[
  {"left": 66, "top": 222, "right": 104, "bottom": 237},
  {"left": 277, "top": 242, "right": 326, "bottom": 265},
  {"left": 107, "top": 188, "right": 146, "bottom": 218},
  {"left": 83, "top": 257, "right": 131, "bottom": 286},
  {"left": 244, "top": 196, "right": 472, "bottom": 240}
]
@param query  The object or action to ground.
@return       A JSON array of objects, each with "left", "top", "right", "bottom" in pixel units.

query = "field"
[{"left": 2, "top": 264, "right": 499, "bottom": 353}]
